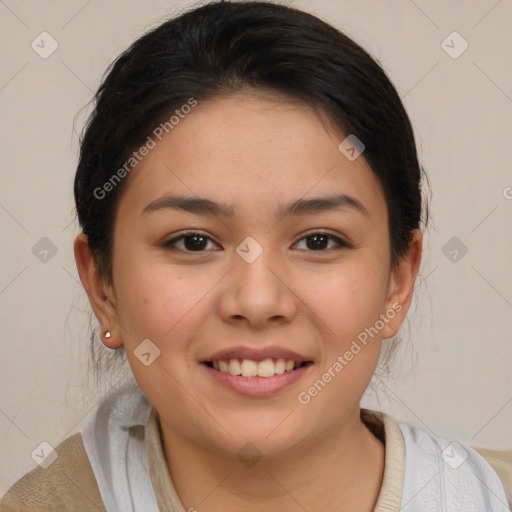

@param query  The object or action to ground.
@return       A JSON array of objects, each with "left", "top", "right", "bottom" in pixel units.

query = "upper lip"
[{"left": 203, "top": 346, "right": 311, "bottom": 363}]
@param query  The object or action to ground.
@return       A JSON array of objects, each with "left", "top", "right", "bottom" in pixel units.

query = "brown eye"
[
  {"left": 163, "top": 233, "right": 219, "bottom": 252},
  {"left": 294, "top": 232, "right": 348, "bottom": 251}
]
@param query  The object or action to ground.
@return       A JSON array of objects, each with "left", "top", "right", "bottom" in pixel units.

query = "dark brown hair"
[{"left": 73, "top": 1, "right": 428, "bottom": 371}]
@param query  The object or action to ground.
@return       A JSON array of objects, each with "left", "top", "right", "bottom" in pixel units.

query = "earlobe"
[
  {"left": 73, "top": 233, "right": 123, "bottom": 349},
  {"left": 382, "top": 229, "right": 423, "bottom": 339}
]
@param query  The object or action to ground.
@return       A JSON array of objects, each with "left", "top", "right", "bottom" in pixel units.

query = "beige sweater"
[{"left": 1, "top": 408, "right": 510, "bottom": 511}]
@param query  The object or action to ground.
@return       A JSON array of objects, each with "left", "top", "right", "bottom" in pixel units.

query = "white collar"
[
  {"left": 81, "top": 381, "right": 509, "bottom": 512},
  {"left": 81, "top": 381, "right": 159, "bottom": 512},
  {"left": 398, "top": 420, "right": 510, "bottom": 511}
]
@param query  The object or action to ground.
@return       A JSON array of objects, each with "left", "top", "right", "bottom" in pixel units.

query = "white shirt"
[{"left": 81, "top": 381, "right": 510, "bottom": 512}]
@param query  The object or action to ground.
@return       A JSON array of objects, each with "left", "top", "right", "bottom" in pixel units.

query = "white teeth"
[
  {"left": 240, "top": 359, "right": 258, "bottom": 377},
  {"left": 228, "top": 358, "right": 242, "bottom": 375},
  {"left": 275, "top": 358, "right": 285, "bottom": 374},
  {"left": 257, "top": 358, "right": 275, "bottom": 377},
  {"left": 211, "top": 358, "right": 303, "bottom": 377}
]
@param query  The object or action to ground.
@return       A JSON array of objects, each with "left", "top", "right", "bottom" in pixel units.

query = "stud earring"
[{"left": 103, "top": 331, "right": 111, "bottom": 339}]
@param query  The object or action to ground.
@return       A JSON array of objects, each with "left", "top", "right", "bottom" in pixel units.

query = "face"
[{"left": 76, "top": 92, "right": 421, "bottom": 458}]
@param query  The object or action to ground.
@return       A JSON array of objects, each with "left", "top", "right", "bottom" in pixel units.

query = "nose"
[{"left": 217, "top": 248, "right": 298, "bottom": 329}]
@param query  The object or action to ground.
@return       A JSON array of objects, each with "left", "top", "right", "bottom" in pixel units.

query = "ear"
[
  {"left": 73, "top": 233, "right": 122, "bottom": 349},
  {"left": 381, "top": 229, "right": 423, "bottom": 339}
]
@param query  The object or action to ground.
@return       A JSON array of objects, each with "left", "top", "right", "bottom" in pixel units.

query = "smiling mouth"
[{"left": 203, "top": 358, "right": 312, "bottom": 378}]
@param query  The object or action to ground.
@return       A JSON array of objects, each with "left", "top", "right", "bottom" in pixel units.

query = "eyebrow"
[{"left": 142, "top": 193, "right": 369, "bottom": 218}]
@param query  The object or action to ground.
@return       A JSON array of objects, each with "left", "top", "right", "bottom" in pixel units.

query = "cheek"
[
  {"left": 298, "top": 256, "right": 390, "bottom": 391},
  {"left": 306, "top": 257, "right": 389, "bottom": 333},
  {"left": 114, "top": 263, "right": 209, "bottom": 395},
  {"left": 113, "top": 258, "right": 220, "bottom": 346},
  {"left": 298, "top": 266, "right": 388, "bottom": 408}
]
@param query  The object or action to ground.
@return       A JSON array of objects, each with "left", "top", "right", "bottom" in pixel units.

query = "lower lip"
[{"left": 201, "top": 363, "right": 312, "bottom": 397}]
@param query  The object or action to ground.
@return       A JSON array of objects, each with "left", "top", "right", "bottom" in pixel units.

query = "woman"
[{"left": 2, "top": 1, "right": 510, "bottom": 511}]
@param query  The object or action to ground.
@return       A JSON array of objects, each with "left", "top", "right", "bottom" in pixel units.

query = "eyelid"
[
  {"left": 163, "top": 229, "right": 350, "bottom": 252},
  {"left": 292, "top": 230, "right": 350, "bottom": 250},
  {"left": 163, "top": 230, "right": 221, "bottom": 251}
]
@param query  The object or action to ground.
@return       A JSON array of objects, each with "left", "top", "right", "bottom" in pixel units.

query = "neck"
[{"left": 159, "top": 408, "right": 385, "bottom": 512}]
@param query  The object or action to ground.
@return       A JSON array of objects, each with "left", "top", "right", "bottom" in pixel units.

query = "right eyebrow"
[{"left": 142, "top": 195, "right": 235, "bottom": 217}]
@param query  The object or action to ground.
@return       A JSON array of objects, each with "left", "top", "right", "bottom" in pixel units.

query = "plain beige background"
[{"left": 1, "top": 0, "right": 511, "bottom": 494}]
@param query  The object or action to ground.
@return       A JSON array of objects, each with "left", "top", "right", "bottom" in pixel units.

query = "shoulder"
[
  {"left": 471, "top": 445, "right": 512, "bottom": 508},
  {"left": 0, "top": 433, "right": 105, "bottom": 512},
  {"left": 397, "top": 420, "right": 511, "bottom": 511}
]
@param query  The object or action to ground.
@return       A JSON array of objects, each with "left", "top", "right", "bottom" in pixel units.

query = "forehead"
[{"left": 116, "top": 93, "right": 386, "bottom": 221}]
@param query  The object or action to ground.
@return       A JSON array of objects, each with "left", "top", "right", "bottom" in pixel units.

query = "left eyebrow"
[
  {"left": 141, "top": 193, "right": 369, "bottom": 218},
  {"left": 279, "top": 194, "right": 369, "bottom": 218}
]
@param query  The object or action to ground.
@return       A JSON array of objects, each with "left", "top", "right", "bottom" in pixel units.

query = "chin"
[{"left": 202, "top": 411, "right": 308, "bottom": 457}]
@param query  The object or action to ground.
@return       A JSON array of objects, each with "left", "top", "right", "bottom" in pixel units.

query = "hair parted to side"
[{"left": 73, "top": 0, "right": 429, "bottom": 374}]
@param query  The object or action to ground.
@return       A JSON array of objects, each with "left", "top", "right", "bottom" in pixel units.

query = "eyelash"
[{"left": 162, "top": 230, "right": 350, "bottom": 253}]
